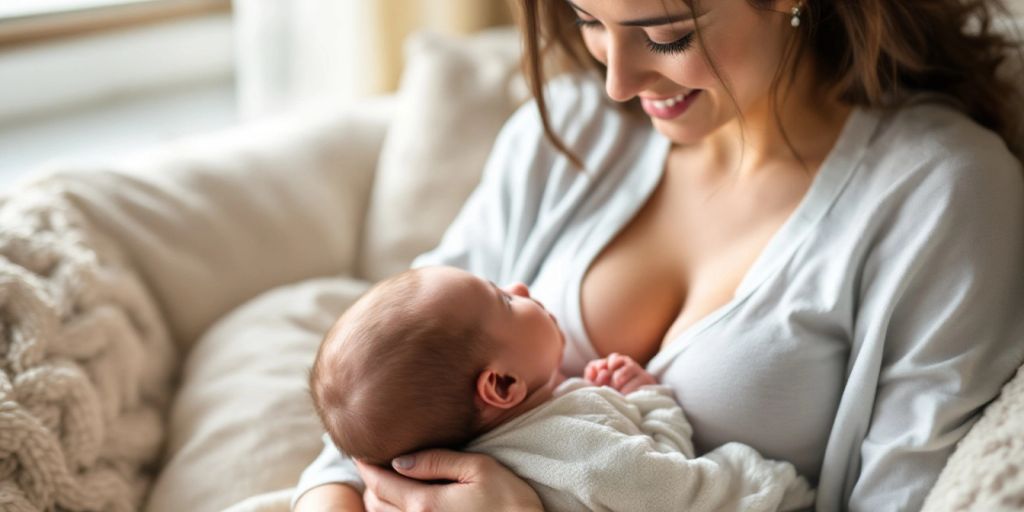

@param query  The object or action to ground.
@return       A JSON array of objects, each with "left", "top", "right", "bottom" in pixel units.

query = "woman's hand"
[
  {"left": 293, "top": 483, "right": 365, "bottom": 512},
  {"left": 584, "top": 352, "right": 658, "bottom": 394},
  {"left": 355, "top": 449, "right": 543, "bottom": 512}
]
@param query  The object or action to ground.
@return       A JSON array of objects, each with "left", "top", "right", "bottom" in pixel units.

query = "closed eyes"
[
  {"left": 490, "top": 281, "right": 514, "bottom": 310},
  {"left": 574, "top": 17, "right": 695, "bottom": 55},
  {"left": 645, "top": 32, "right": 695, "bottom": 55}
]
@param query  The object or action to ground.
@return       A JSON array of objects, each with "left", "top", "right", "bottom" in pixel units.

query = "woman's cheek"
[
  {"left": 581, "top": 32, "right": 608, "bottom": 64},
  {"left": 676, "top": 53, "right": 715, "bottom": 90}
]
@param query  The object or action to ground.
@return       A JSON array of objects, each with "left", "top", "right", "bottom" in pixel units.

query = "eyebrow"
[{"left": 565, "top": 0, "right": 693, "bottom": 27}]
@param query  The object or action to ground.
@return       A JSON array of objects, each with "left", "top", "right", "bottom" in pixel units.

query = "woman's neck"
[{"left": 700, "top": 63, "right": 852, "bottom": 179}]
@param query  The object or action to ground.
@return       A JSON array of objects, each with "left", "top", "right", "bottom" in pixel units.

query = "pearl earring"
[{"left": 790, "top": 3, "right": 803, "bottom": 28}]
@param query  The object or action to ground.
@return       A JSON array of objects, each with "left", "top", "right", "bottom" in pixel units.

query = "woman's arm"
[
  {"left": 291, "top": 435, "right": 366, "bottom": 510},
  {"left": 837, "top": 152, "right": 1024, "bottom": 510},
  {"left": 293, "top": 484, "right": 364, "bottom": 512}
]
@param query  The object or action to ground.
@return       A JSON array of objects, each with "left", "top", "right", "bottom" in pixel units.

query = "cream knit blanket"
[
  {"left": 0, "top": 181, "right": 175, "bottom": 511},
  {"left": 922, "top": 364, "right": 1024, "bottom": 511}
]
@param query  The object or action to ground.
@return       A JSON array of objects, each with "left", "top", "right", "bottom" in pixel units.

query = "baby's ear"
[{"left": 476, "top": 369, "right": 528, "bottom": 409}]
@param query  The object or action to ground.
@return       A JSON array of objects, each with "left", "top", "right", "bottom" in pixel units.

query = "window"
[
  {"left": 0, "top": 1, "right": 162, "bottom": 19},
  {"left": 0, "top": 0, "right": 236, "bottom": 188},
  {"left": 0, "top": 0, "right": 229, "bottom": 45}
]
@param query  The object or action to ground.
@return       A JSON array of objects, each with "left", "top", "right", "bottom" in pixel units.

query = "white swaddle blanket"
[{"left": 467, "top": 378, "right": 815, "bottom": 512}]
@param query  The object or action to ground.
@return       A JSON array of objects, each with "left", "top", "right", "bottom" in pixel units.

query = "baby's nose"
[{"left": 504, "top": 282, "right": 530, "bottom": 298}]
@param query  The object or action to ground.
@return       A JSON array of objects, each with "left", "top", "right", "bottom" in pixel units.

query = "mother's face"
[{"left": 568, "top": 0, "right": 798, "bottom": 145}]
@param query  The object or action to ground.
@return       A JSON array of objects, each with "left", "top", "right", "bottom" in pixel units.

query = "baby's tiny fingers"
[
  {"left": 613, "top": 365, "right": 644, "bottom": 388},
  {"left": 619, "top": 379, "right": 644, "bottom": 395},
  {"left": 584, "top": 360, "right": 606, "bottom": 380},
  {"left": 606, "top": 353, "right": 628, "bottom": 371},
  {"left": 621, "top": 372, "right": 657, "bottom": 394}
]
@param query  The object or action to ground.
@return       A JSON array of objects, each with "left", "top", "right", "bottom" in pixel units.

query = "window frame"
[{"left": 0, "top": 0, "right": 230, "bottom": 47}]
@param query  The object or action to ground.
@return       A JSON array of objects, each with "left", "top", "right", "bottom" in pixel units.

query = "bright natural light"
[{"left": 0, "top": 0, "right": 155, "bottom": 19}]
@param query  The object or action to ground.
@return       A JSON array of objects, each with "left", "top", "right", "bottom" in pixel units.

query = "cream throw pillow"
[
  {"left": 55, "top": 103, "right": 389, "bottom": 350},
  {"left": 144, "top": 276, "right": 371, "bottom": 512},
  {"left": 357, "top": 27, "right": 526, "bottom": 281},
  {"left": 1002, "top": 17, "right": 1024, "bottom": 159}
]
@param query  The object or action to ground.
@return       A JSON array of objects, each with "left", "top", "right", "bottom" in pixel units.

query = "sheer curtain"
[{"left": 232, "top": 0, "right": 511, "bottom": 119}]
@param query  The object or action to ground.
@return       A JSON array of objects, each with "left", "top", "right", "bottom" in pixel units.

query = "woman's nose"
[
  {"left": 504, "top": 282, "right": 530, "bottom": 298},
  {"left": 604, "top": 39, "right": 651, "bottom": 102}
]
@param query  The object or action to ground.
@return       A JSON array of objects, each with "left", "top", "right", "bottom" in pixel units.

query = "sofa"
[{"left": 1, "top": 21, "right": 1022, "bottom": 512}]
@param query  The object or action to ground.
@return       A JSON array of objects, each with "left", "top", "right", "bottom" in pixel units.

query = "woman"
[{"left": 294, "top": 0, "right": 1024, "bottom": 510}]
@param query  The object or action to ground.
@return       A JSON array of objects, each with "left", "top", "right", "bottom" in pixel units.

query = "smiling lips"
[{"left": 640, "top": 90, "right": 702, "bottom": 119}]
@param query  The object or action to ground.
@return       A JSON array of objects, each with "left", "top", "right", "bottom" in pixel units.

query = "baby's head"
[{"left": 309, "top": 266, "right": 564, "bottom": 466}]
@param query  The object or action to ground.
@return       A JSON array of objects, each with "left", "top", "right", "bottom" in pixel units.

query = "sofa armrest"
[{"left": 39, "top": 97, "right": 394, "bottom": 350}]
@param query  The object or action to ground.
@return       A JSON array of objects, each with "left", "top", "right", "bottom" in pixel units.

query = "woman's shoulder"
[
  {"left": 856, "top": 97, "right": 1023, "bottom": 202},
  {"left": 836, "top": 98, "right": 1024, "bottom": 256},
  {"left": 868, "top": 97, "right": 1022, "bottom": 175}
]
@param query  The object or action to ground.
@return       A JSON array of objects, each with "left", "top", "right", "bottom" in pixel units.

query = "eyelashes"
[
  {"left": 645, "top": 32, "right": 694, "bottom": 54},
  {"left": 574, "top": 18, "right": 601, "bottom": 29},
  {"left": 574, "top": 18, "right": 695, "bottom": 55}
]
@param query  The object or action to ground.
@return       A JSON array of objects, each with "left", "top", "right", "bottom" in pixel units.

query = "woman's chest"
[
  {"left": 578, "top": 170, "right": 807, "bottom": 364},
  {"left": 658, "top": 311, "right": 849, "bottom": 480}
]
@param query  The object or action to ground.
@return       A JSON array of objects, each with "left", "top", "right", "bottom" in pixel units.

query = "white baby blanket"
[{"left": 467, "top": 378, "right": 815, "bottom": 512}]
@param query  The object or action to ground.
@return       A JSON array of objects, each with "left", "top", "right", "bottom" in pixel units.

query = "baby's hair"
[{"left": 309, "top": 269, "right": 495, "bottom": 465}]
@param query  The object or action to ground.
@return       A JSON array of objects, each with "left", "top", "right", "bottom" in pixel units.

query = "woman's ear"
[{"left": 476, "top": 368, "right": 528, "bottom": 409}]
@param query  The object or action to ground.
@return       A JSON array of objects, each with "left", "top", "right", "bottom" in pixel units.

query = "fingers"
[
  {"left": 356, "top": 460, "right": 428, "bottom": 510},
  {"left": 363, "top": 488, "right": 401, "bottom": 512},
  {"left": 615, "top": 356, "right": 658, "bottom": 393},
  {"left": 618, "top": 373, "right": 657, "bottom": 394},
  {"left": 585, "top": 359, "right": 612, "bottom": 386},
  {"left": 390, "top": 449, "right": 489, "bottom": 483},
  {"left": 584, "top": 359, "right": 603, "bottom": 382},
  {"left": 611, "top": 363, "right": 644, "bottom": 388},
  {"left": 586, "top": 354, "right": 657, "bottom": 391},
  {"left": 606, "top": 353, "right": 629, "bottom": 373}
]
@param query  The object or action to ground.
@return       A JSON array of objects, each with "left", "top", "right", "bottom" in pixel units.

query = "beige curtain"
[
  {"left": 375, "top": 0, "right": 514, "bottom": 93},
  {"left": 233, "top": 0, "right": 512, "bottom": 119}
]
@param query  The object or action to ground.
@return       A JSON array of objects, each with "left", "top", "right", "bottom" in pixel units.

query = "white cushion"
[
  {"left": 144, "top": 276, "right": 371, "bottom": 512},
  {"left": 922, "top": 365, "right": 1024, "bottom": 510},
  {"left": 53, "top": 102, "right": 389, "bottom": 349},
  {"left": 356, "top": 27, "right": 526, "bottom": 281},
  {"left": 1005, "top": 17, "right": 1024, "bottom": 159}
]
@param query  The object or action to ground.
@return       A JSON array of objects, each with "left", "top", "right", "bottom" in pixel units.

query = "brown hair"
[
  {"left": 516, "top": 0, "right": 1023, "bottom": 164},
  {"left": 308, "top": 269, "right": 494, "bottom": 465}
]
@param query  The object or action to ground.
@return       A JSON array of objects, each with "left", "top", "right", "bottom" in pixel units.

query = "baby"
[{"left": 309, "top": 266, "right": 814, "bottom": 512}]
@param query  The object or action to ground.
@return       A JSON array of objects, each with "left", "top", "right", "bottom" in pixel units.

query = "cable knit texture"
[
  {"left": 923, "top": 366, "right": 1024, "bottom": 511},
  {"left": 0, "top": 180, "right": 175, "bottom": 511}
]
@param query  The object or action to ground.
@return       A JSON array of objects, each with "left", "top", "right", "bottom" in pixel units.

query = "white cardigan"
[{"left": 296, "top": 74, "right": 1024, "bottom": 511}]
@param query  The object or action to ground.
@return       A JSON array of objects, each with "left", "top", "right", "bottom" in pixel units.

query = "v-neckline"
[{"left": 568, "top": 107, "right": 880, "bottom": 373}]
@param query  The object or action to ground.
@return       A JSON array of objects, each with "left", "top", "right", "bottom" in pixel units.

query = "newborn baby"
[{"left": 309, "top": 266, "right": 815, "bottom": 512}]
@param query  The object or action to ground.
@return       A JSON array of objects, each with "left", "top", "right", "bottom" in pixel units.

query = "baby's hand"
[{"left": 584, "top": 353, "right": 658, "bottom": 394}]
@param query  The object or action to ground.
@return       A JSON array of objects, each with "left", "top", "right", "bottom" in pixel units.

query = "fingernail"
[{"left": 393, "top": 455, "right": 415, "bottom": 469}]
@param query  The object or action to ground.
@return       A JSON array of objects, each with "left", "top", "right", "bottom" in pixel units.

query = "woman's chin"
[{"left": 651, "top": 120, "right": 709, "bottom": 146}]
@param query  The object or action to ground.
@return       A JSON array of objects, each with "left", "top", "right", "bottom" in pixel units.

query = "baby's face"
[{"left": 419, "top": 267, "right": 565, "bottom": 390}]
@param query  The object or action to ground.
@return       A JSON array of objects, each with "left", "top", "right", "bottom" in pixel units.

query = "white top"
[
  {"left": 295, "top": 74, "right": 1024, "bottom": 511},
  {"left": 468, "top": 378, "right": 815, "bottom": 512}
]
